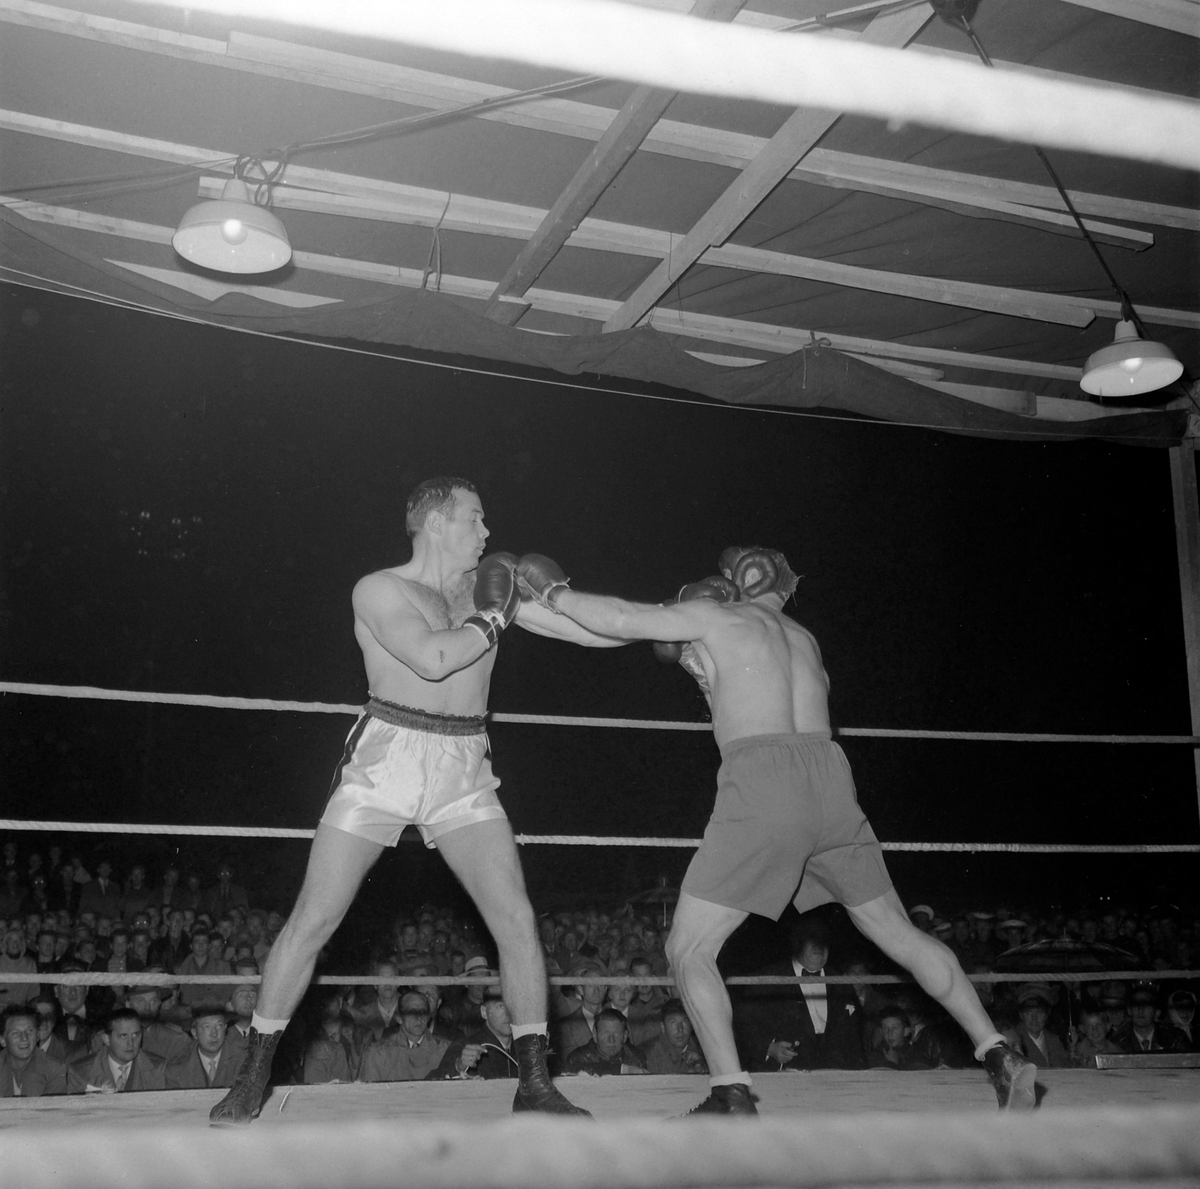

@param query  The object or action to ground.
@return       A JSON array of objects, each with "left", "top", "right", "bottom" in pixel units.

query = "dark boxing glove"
[
  {"left": 719, "top": 546, "right": 779, "bottom": 599},
  {"left": 515, "top": 553, "right": 570, "bottom": 613},
  {"left": 679, "top": 575, "right": 741, "bottom": 604},
  {"left": 464, "top": 552, "right": 520, "bottom": 648},
  {"left": 653, "top": 576, "right": 736, "bottom": 664}
]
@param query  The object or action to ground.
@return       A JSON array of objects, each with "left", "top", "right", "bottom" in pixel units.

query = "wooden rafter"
[
  {"left": 602, "top": 4, "right": 934, "bottom": 332},
  {"left": 5, "top": 196, "right": 1091, "bottom": 384},
  {"left": 483, "top": 0, "right": 744, "bottom": 323},
  {"left": 1057, "top": 0, "right": 1200, "bottom": 36},
  {"left": 8, "top": 110, "right": 1200, "bottom": 332}
]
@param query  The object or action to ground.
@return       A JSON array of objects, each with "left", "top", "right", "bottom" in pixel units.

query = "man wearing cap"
[
  {"left": 430, "top": 988, "right": 522, "bottom": 1080},
  {"left": 1112, "top": 986, "right": 1190, "bottom": 1054},
  {"left": 358, "top": 991, "right": 450, "bottom": 1082},
  {"left": 997, "top": 919, "right": 1029, "bottom": 953},
  {"left": 1166, "top": 990, "right": 1196, "bottom": 1050},
  {"left": 1002, "top": 985, "right": 1070, "bottom": 1068},
  {"left": 125, "top": 978, "right": 192, "bottom": 1063},
  {"left": 166, "top": 1005, "right": 246, "bottom": 1089},
  {"left": 439, "top": 954, "right": 494, "bottom": 1037}
]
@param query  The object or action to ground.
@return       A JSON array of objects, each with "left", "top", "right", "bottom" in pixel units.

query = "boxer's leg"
[{"left": 666, "top": 892, "right": 757, "bottom": 1116}]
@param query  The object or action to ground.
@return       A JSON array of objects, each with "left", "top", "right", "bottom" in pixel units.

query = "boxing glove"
[
  {"left": 464, "top": 552, "right": 520, "bottom": 647},
  {"left": 731, "top": 550, "right": 779, "bottom": 598},
  {"left": 516, "top": 553, "right": 570, "bottom": 613},
  {"left": 653, "top": 640, "right": 684, "bottom": 664},
  {"left": 679, "top": 575, "right": 740, "bottom": 604}
]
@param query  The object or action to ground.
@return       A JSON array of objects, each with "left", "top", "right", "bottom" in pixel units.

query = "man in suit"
[
  {"left": 166, "top": 1005, "right": 246, "bottom": 1089},
  {"left": 1002, "top": 985, "right": 1071, "bottom": 1068},
  {"left": 429, "top": 989, "right": 521, "bottom": 1080},
  {"left": 67, "top": 1007, "right": 167, "bottom": 1092},
  {"left": 1112, "top": 985, "right": 1191, "bottom": 1054},
  {"left": 77, "top": 860, "right": 122, "bottom": 922},
  {"left": 552, "top": 962, "right": 607, "bottom": 1067},
  {"left": 735, "top": 915, "right": 865, "bottom": 1071},
  {"left": 0, "top": 1004, "right": 67, "bottom": 1096},
  {"left": 126, "top": 980, "right": 193, "bottom": 1064},
  {"left": 201, "top": 862, "right": 250, "bottom": 921}
]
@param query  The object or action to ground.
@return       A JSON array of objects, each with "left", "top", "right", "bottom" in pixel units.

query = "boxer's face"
[{"left": 442, "top": 489, "right": 489, "bottom": 566}]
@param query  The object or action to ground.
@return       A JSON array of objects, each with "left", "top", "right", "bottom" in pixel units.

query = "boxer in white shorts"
[{"left": 210, "top": 478, "right": 621, "bottom": 1127}]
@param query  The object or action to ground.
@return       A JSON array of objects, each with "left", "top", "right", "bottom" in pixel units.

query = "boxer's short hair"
[{"left": 406, "top": 477, "right": 477, "bottom": 538}]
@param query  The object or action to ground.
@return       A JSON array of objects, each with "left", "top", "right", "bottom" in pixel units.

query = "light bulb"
[
  {"left": 221, "top": 218, "right": 249, "bottom": 245},
  {"left": 1118, "top": 356, "right": 1143, "bottom": 373}
]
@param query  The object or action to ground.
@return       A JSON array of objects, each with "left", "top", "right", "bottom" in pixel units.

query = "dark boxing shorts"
[
  {"left": 680, "top": 731, "right": 893, "bottom": 920},
  {"left": 319, "top": 696, "right": 506, "bottom": 848}
]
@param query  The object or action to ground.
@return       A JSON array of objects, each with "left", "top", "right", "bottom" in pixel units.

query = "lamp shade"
[
  {"left": 1080, "top": 320, "right": 1183, "bottom": 397},
  {"left": 172, "top": 178, "right": 291, "bottom": 274}
]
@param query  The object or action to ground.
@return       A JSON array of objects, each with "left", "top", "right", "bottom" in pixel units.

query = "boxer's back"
[{"left": 695, "top": 601, "right": 831, "bottom": 748}]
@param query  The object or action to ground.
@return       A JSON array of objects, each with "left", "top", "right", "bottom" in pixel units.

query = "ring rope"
[
  {"left": 1, "top": 820, "right": 1197, "bottom": 853},
  {"left": 3, "top": 683, "right": 1199, "bottom": 744},
  {"left": 8, "top": 970, "right": 1198, "bottom": 988}
]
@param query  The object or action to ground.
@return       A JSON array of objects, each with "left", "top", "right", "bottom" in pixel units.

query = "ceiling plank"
[
  {"left": 1, "top": 2, "right": 1190, "bottom": 242},
  {"left": 483, "top": 0, "right": 745, "bottom": 320},
  {"left": 602, "top": 4, "right": 934, "bottom": 332},
  {"left": 1056, "top": 0, "right": 1200, "bottom": 37},
  {"left": 4, "top": 196, "right": 1087, "bottom": 382},
  {"left": 5, "top": 110, "right": 1193, "bottom": 330}
]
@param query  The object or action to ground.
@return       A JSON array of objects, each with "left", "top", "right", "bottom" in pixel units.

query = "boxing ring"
[
  {"left": 5, "top": 0, "right": 1200, "bottom": 1182},
  {"left": 4, "top": 680, "right": 1200, "bottom": 1186}
]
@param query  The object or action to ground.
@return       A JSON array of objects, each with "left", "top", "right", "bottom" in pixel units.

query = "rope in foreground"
[
  {"left": 6, "top": 681, "right": 1200, "bottom": 743},
  {"left": 3, "top": 819, "right": 1199, "bottom": 853},
  {"left": 138, "top": 0, "right": 1200, "bottom": 170},
  {"left": 8, "top": 1107, "right": 1200, "bottom": 1188}
]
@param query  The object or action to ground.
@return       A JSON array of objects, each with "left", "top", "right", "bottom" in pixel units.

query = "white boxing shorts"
[{"left": 319, "top": 696, "right": 507, "bottom": 848}]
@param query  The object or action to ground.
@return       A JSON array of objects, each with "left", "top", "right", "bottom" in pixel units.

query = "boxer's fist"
[
  {"left": 516, "top": 553, "right": 570, "bottom": 613},
  {"left": 653, "top": 640, "right": 684, "bottom": 664},
  {"left": 679, "top": 575, "right": 740, "bottom": 604},
  {"left": 464, "top": 553, "right": 520, "bottom": 648},
  {"left": 731, "top": 550, "right": 778, "bottom": 598}
]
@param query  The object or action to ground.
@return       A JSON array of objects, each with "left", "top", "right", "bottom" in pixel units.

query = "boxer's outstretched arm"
[
  {"left": 554, "top": 590, "right": 713, "bottom": 642},
  {"left": 353, "top": 573, "right": 487, "bottom": 680},
  {"left": 515, "top": 597, "right": 627, "bottom": 647}
]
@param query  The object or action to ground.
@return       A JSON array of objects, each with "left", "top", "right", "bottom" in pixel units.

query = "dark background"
[{"left": 2, "top": 283, "right": 1196, "bottom": 961}]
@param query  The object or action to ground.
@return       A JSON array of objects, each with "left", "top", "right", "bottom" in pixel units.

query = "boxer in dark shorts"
[
  {"left": 547, "top": 544, "right": 1036, "bottom": 1117},
  {"left": 683, "top": 731, "right": 892, "bottom": 921}
]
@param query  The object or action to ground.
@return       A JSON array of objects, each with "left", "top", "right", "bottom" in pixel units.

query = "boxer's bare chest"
[{"left": 402, "top": 576, "right": 474, "bottom": 630}]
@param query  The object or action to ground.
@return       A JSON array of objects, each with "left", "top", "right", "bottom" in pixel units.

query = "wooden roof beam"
[
  {"left": 602, "top": 3, "right": 934, "bottom": 332},
  {"left": 483, "top": 0, "right": 744, "bottom": 323},
  {"left": 1057, "top": 0, "right": 1200, "bottom": 37},
  {"left": 6, "top": 195, "right": 1088, "bottom": 384}
]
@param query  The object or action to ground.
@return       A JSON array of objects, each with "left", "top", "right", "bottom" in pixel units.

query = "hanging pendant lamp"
[
  {"left": 172, "top": 177, "right": 291, "bottom": 274},
  {"left": 1080, "top": 320, "right": 1184, "bottom": 398}
]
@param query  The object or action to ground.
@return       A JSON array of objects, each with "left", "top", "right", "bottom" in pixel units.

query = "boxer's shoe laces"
[
  {"left": 209, "top": 1027, "right": 280, "bottom": 1126},
  {"left": 511, "top": 1033, "right": 591, "bottom": 1116}
]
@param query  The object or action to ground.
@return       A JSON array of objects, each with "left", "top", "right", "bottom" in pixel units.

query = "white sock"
[
  {"left": 709, "top": 1072, "right": 752, "bottom": 1088},
  {"left": 974, "top": 1031, "right": 1007, "bottom": 1061},
  {"left": 509, "top": 1022, "right": 548, "bottom": 1040},
  {"left": 250, "top": 1013, "right": 290, "bottom": 1034}
]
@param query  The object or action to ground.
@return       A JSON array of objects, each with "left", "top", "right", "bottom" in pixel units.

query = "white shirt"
[
  {"left": 793, "top": 958, "right": 827, "bottom": 1035},
  {"left": 107, "top": 1056, "right": 132, "bottom": 1090},
  {"left": 199, "top": 1051, "right": 220, "bottom": 1083}
]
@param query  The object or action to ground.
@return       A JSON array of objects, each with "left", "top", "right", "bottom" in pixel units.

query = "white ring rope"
[
  {"left": 7, "top": 970, "right": 1198, "bottom": 988},
  {"left": 2, "top": 821, "right": 1197, "bottom": 853},
  {"left": 4, "top": 682, "right": 1199, "bottom": 744}
]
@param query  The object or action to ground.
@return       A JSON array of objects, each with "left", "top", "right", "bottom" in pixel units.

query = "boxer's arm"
[
  {"left": 352, "top": 573, "right": 488, "bottom": 680},
  {"left": 514, "top": 598, "right": 627, "bottom": 647},
  {"left": 553, "top": 591, "right": 715, "bottom": 643}
]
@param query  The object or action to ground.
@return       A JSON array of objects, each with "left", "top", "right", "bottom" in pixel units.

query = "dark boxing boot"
[
  {"left": 511, "top": 1033, "right": 591, "bottom": 1116},
  {"left": 982, "top": 1041, "right": 1037, "bottom": 1111},
  {"left": 681, "top": 1083, "right": 759, "bottom": 1117},
  {"left": 209, "top": 1027, "right": 281, "bottom": 1126}
]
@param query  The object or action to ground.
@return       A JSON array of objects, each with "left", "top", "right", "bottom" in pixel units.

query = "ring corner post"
[{"left": 1168, "top": 430, "right": 1200, "bottom": 827}]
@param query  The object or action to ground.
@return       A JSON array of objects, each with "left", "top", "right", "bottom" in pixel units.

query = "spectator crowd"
[{"left": 0, "top": 835, "right": 1196, "bottom": 1097}]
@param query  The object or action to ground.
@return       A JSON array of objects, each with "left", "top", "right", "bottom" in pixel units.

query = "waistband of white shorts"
[
  {"left": 365, "top": 695, "right": 487, "bottom": 736},
  {"left": 721, "top": 730, "right": 833, "bottom": 756}
]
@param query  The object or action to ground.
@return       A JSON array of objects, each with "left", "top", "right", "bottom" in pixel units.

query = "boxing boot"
[
  {"left": 681, "top": 1083, "right": 759, "bottom": 1117},
  {"left": 981, "top": 1041, "right": 1037, "bottom": 1110},
  {"left": 209, "top": 1027, "right": 281, "bottom": 1126},
  {"left": 511, "top": 1033, "right": 591, "bottom": 1116}
]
